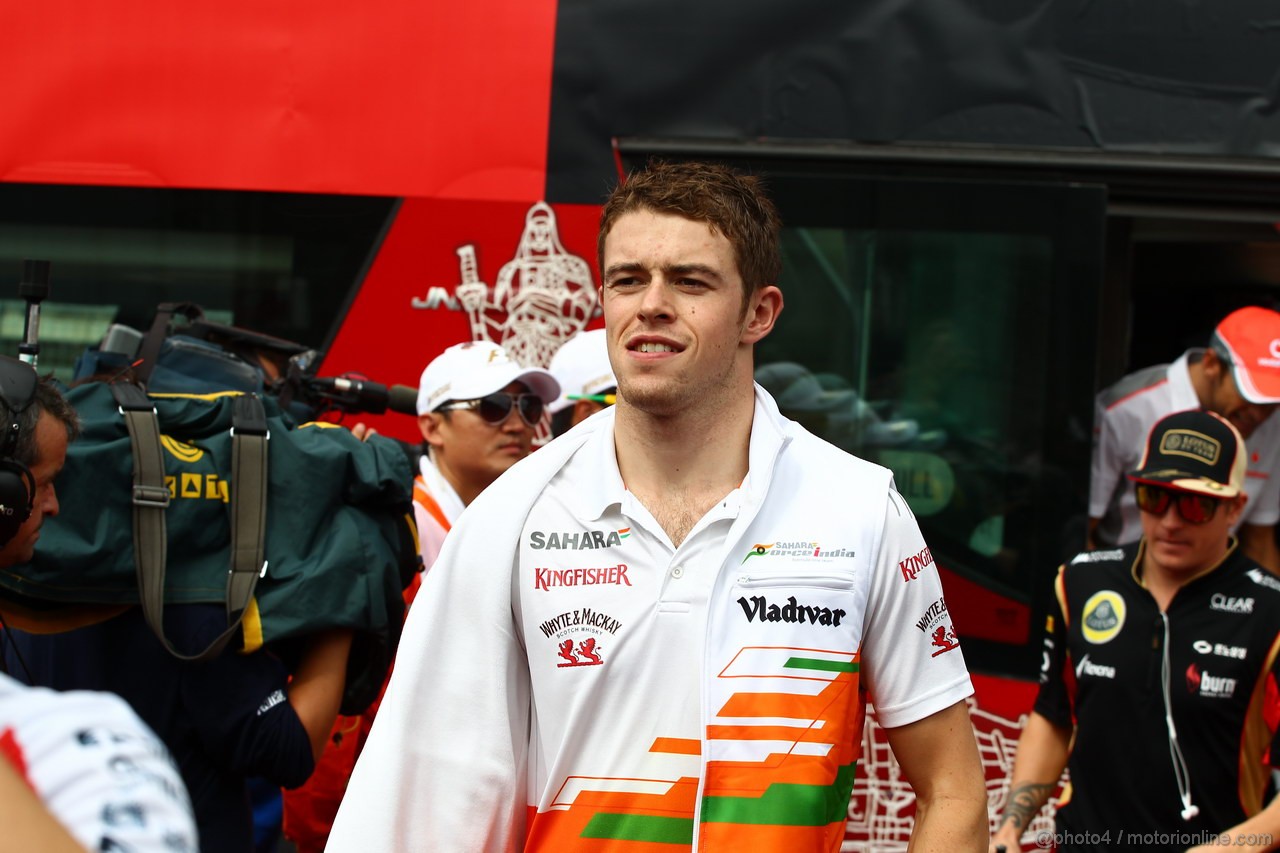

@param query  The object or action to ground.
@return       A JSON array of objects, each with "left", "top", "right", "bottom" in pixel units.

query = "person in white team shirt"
[
  {"left": 329, "top": 161, "right": 987, "bottom": 852},
  {"left": 411, "top": 341, "right": 560, "bottom": 572},
  {"left": 0, "top": 673, "right": 197, "bottom": 853},
  {"left": 548, "top": 327, "right": 617, "bottom": 437},
  {"left": 1088, "top": 306, "right": 1280, "bottom": 571}
]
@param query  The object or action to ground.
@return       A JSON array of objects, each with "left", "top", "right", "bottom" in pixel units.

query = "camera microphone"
[{"left": 309, "top": 376, "right": 419, "bottom": 416}]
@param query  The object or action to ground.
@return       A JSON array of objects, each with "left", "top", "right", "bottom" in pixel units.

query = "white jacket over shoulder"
[{"left": 329, "top": 387, "right": 972, "bottom": 853}]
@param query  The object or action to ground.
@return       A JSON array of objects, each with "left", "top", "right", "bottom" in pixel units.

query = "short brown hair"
[{"left": 597, "top": 161, "right": 782, "bottom": 298}]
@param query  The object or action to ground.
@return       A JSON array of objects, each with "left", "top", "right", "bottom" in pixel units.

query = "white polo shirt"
[
  {"left": 333, "top": 389, "right": 973, "bottom": 852},
  {"left": 517, "top": 408, "right": 973, "bottom": 850},
  {"left": 0, "top": 673, "right": 196, "bottom": 852},
  {"left": 1090, "top": 350, "right": 1280, "bottom": 545}
]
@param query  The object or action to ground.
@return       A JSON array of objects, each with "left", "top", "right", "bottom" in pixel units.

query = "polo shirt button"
[{"left": 671, "top": 566, "right": 685, "bottom": 579}]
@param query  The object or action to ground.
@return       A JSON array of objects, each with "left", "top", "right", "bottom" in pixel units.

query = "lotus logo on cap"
[{"left": 1159, "top": 429, "right": 1220, "bottom": 466}]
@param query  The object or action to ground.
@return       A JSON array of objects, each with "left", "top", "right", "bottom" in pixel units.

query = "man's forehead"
[{"left": 602, "top": 211, "right": 734, "bottom": 269}]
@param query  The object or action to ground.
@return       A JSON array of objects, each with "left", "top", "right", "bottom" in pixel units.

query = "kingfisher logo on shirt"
[
  {"left": 740, "top": 540, "right": 855, "bottom": 564},
  {"left": 1081, "top": 591, "right": 1126, "bottom": 644},
  {"left": 534, "top": 563, "right": 632, "bottom": 592},
  {"left": 529, "top": 528, "right": 630, "bottom": 550},
  {"left": 898, "top": 547, "right": 934, "bottom": 582}
]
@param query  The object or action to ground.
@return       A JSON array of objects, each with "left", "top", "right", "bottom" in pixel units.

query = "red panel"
[
  {"left": 939, "top": 564, "right": 1031, "bottom": 647},
  {"left": 2, "top": 0, "right": 557, "bottom": 199},
  {"left": 320, "top": 196, "right": 603, "bottom": 442}
]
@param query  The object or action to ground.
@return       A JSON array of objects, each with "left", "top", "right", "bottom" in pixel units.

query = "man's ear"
[
  {"left": 1225, "top": 492, "right": 1249, "bottom": 527},
  {"left": 418, "top": 413, "right": 446, "bottom": 449},
  {"left": 1202, "top": 348, "right": 1228, "bottom": 381},
  {"left": 741, "top": 285, "right": 784, "bottom": 345}
]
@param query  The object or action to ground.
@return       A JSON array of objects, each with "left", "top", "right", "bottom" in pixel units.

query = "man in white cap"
[
  {"left": 1089, "top": 306, "right": 1280, "bottom": 570},
  {"left": 412, "top": 341, "right": 560, "bottom": 571},
  {"left": 547, "top": 327, "right": 617, "bottom": 437}
]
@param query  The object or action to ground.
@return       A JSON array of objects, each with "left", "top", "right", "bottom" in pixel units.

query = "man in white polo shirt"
[
  {"left": 330, "top": 161, "right": 987, "bottom": 852},
  {"left": 1089, "top": 306, "right": 1280, "bottom": 571}
]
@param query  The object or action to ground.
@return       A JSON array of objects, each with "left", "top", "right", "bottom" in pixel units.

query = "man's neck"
[
  {"left": 613, "top": 388, "right": 755, "bottom": 547},
  {"left": 1138, "top": 541, "right": 1231, "bottom": 612}
]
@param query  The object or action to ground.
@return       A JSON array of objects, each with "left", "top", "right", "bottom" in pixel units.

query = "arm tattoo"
[{"left": 999, "top": 782, "right": 1056, "bottom": 830}]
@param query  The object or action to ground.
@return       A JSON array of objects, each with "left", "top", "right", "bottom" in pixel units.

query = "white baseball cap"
[
  {"left": 548, "top": 329, "right": 617, "bottom": 415},
  {"left": 416, "top": 341, "right": 560, "bottom": 415}
]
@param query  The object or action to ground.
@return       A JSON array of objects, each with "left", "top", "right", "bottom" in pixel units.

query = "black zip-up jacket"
[{"left": 1034, "top": 541, "right": 1280, "bottom": 852}]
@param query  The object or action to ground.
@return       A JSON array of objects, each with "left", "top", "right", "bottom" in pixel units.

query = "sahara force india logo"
[{"left": 741, "top": 541, "right": 856, "bottom": 564}]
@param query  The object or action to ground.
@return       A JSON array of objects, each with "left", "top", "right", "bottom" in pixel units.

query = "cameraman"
[
  {"left": 3, "top": 374, "right": 354, "bottom": 852},
  {"left": 0, "top": 367, "right": 199, "bottom": 851}
]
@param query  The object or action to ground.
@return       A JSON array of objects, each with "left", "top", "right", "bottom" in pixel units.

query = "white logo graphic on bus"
[{"left": 411, "top": 202, "right": 596, "bottom": 368}]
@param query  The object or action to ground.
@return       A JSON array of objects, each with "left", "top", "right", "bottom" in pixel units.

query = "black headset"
[{"left": 0, "top": 356, "right": 39, "bottom": 547}]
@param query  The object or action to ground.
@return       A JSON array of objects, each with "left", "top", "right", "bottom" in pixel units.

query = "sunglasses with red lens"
[
  {"left": 437, "top": 392, "right": 544, "bottom": 427},
  {"left": 1134, "top": 483, "right": 1221, "bottom": 524}
]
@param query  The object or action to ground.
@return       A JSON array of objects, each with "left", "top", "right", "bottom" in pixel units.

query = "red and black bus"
[{"left": 7, "top": 1, "right": 1280, "bottom": 845}]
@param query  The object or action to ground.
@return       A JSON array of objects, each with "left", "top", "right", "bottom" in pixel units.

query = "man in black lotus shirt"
[{"left": 992, "top": 409, "right": 1280, "bottom": 853}]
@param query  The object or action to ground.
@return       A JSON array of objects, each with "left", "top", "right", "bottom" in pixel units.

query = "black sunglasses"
[
  {"left": 1134, "top": 483, "right": 1221, "bottom": 525},
  {"left": 437, "top": 392, "right": 544, "bottom": 427}
]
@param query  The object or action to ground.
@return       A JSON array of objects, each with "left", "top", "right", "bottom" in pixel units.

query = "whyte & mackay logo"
[
  {"left": 529, "top": 528, "right": 630, "bottom": 551},
  {"left": 539, "top": 607, "right": 622, "bottom": 669}
]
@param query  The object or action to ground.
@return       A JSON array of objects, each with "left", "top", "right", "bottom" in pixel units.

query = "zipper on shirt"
[{"left": 736, "top": 572, "right": 856, "bottom": 591}]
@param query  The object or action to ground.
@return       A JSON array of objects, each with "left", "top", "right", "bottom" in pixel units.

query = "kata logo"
[
  {"left": 529, "top": 528, "right": 630, "bottom": 551},
  {"left": 538, "top": 607, "right": 621, "bottom": 669},
  {"left": 1081, "top": 591, "right": 1126, "bottom": 644},
  {"left": 1186, "top": 663, "right": 1237, "bottom": 698},
  {"left": 741, "top": 540, "right": 855, "bottom": 564}
]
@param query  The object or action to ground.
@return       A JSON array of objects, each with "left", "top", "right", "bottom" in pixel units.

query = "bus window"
[{"left": 752, "top": 170, "right": 1106, "bottom": 677}]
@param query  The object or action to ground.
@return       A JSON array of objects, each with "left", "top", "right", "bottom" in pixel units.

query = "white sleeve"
[
  {"left": 858, "top": 489, "right": 973, "bottom": 729},
  {"left": 0, "top": 676, "right": 197, "bottom": 853},
  {"left": 1243, "top": 418, "right": 1280, "bottom": 527},
  {"left": 329, "top": 512, "right": 531, "bottom": 852},
  {"left": 1089, "top": 394, "right": 1124, "bottom": 519}
]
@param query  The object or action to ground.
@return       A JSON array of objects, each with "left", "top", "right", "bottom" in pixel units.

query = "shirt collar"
[
  {"left": 561, "top": 383, "right": 793, "bottom": 522},
  {"left": 1168, "top": 349, "right": 1203, "bottom": 410},
  {"left": 418, "top": 453, "right": 468, "bottom": 524}
]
